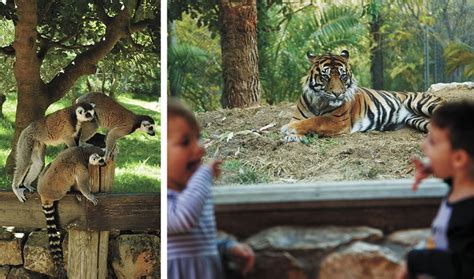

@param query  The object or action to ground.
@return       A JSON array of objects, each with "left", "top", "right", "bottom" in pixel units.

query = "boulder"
[
  {"left": 428, "top": 82, "right": 474, "bottom": 92},
  {"left": 0, "top": 233, "right": 23, "bottom": 265},
  {"left": 246, "top": 226, "right": 383, "bottom": 251},
  {"left": 0, "top": 228, "right": 13, "bottom": 241},
  {"left": 243, "top": 226, "right": 383, "bottom": 279},
  {"left": 110, "top": 234, "right": 160, "bottom": 279},
  {"left": 0, "top": 266, "right": 10, "bottom": 279},
  {"left": 5, "top": 267, "right": 46, "bottom": 279},
  {"left": 387, "top": 229, "right": 431, "bottom": 247},
  {"left": 23, "top": 231, "right": 68, "bottom": 277},
  {"left": 318, "top": 241, "right": 402, "bottom": 279}
]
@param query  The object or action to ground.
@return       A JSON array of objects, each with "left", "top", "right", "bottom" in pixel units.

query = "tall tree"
[
  {"left": 365, "top": 0, "right": 384, "bottom": 89},
  {"left": 0, "top": 0, "right": 159, "bottom": 172},
  {"left": 169, "top": 0, "right": 261, "bottom": 108},
  {"left": 218, "top": 0, "right": 260, "bottom": 108}
]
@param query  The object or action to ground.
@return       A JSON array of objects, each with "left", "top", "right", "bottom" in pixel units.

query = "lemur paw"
[
  {"left": 23, "top": 184, "right": 36, "bottom": 193},
  {"left": 12, "top": 187, "right": 27, "bottom": 202},
  {"left": 86, "top": 195, "right": 98, "bottom": 206}
]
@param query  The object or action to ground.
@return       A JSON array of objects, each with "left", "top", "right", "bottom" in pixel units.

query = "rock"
[
  {"left": 5, "top": 267, "right": 46, "bottom": 279},
  {"left": 110, "top": 234, "right": 160, "bottom": 279},
  {"left": 23, "top": 230, "right": 68, "bottom": 277},
  {"left": 0, "top": 233, "right": 23, "bottom": 265},
  {"left": 246, "top": 226, "right": 383, "bottom": 251},
  {"left": 242, "top": 226, "right": 383, "bottom": 279},
  {"left": 318, "top": 241, "right": 402, "bottom": 279},
  {"left": 242, "top": 250, "right": 310, "bottom": 279},
  {"left": 0, "top": 228, "right": 13, "bottom": 240},
  {"left": 428, "top": 82, "right": 474, "bottom": 92},
  {"left": 387, "top": 229, "right": 431, "bottom": 247},
  {"left": 0, "top": 266, "right": 10, "bottom": 279}
]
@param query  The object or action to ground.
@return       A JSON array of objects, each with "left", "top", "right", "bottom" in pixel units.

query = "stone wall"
[
  {"left": 226, "top": 226, "right": 430, "bottom": 279},
  {"left": 0, "top": 227, "right": 160, "bottom": 279}
]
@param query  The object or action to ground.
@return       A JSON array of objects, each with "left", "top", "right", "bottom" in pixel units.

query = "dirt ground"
[{"left": 197, "top": 83, "right": 474, "bottom": 185}]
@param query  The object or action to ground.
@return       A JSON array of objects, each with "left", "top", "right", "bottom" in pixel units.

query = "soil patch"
[{"left": 197, "top": 83, "right": 474, "bottom": 185}]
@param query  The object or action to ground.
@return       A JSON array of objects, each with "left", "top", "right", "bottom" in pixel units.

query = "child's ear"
[{"left": 453, "top": 149, "right": 471, "bottom": 170}]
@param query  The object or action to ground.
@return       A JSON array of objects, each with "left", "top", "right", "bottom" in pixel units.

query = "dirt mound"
[{"left": 197, "top": 84, "right": 474, "bottom": 185}]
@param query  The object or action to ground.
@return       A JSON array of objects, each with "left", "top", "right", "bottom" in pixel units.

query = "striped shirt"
[{"left": 168, "top": 166, "right": 235, "bottom": 279}]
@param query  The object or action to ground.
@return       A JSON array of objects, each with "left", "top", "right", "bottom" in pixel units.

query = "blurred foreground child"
[
  {"left": 168, "top": 100, "right": 255, "bottom": 279},
  {"left": 397, "top": 101, "right": 474, "bottom": 279}
]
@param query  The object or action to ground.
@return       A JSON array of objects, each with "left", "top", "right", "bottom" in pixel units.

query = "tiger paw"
[
  {"left": 284, "top": 134, "right": 306, "bottom": 142},
  {"left": 281, "top": 123, "right": 305, "bottom": 142}
]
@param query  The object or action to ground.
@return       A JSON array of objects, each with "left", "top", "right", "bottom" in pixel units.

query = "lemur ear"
[
  {"left": 306, "top": 51, "right": 318, "bottom": 63},
  {"left": 341, "top": 50, "right": 349, "bottom": 60},
  {"left": 90, "top": 102, "right": 96, "bottom": 108}
]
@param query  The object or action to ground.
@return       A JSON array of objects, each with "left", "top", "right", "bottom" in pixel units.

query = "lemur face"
[
  {"left": 140, "top": 120, "right": 156, "bottom": 136},
  {"left": 76, "top": 103, "right": 95, "bottom": 123},
  {"left": 89, "top": 153, "right": 106, "bottom": 166}
]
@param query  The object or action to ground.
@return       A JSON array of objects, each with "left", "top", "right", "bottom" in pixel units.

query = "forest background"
[{"left": 168, "top": 0, "right": 473, "bottom": 111}]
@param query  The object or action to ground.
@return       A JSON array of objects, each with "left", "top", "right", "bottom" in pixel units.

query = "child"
[
  {"left": 168, "top": 99, "right": 255, "bottom": 279},
  {"left": 397, "top": 101, "right": 474, "bottom": 279}
]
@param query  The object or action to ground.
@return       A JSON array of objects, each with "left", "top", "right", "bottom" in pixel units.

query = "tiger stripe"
[{"left": 282, "top": 51, "right": 446, "bottom": 142}]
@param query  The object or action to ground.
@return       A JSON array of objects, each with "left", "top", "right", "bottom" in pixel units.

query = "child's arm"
[
  {"left": 168, "top": 165, "right": 213, "bottom": 233},
  {"left": 218, "top": 238, "right": 255, "bottom": 276}
]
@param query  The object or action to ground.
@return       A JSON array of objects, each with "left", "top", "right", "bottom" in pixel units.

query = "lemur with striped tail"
[
  {"left": 38, "top": 145, "right": 106, "bottom": 277},
  {"left": 75, "top": 92, "right": 156, "bottom": 161},
  {"left": 11, "top": 102, "right": 96, "bottom": 202}
]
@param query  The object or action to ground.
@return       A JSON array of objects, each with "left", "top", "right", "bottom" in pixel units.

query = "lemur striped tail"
[{"left": 42, "top": 203, "right": 65, "bottom": 275}]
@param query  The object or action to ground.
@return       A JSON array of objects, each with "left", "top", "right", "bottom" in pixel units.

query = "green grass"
[
  {"left": 222, "top": 159, "right": 269, "bottom": 184},
  {"left": 0, "top": 93, "right": 160, "bottom": 192}
]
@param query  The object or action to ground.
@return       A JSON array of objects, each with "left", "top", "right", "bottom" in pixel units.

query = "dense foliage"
[{"left": 169, "top": 0, "right": 473, "bottom": 111}]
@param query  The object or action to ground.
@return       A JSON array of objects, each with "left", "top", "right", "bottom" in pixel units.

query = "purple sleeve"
[{"left": 167, "top": 166, "right": 213, "bottom": 233}]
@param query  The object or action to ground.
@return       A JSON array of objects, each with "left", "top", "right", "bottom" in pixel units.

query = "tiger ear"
[
  {"left": 306, "top": 51, "right": 318, "bottom": 63},
  {"left": 341, "top": 50, "right": 349, "bottom": 60}
]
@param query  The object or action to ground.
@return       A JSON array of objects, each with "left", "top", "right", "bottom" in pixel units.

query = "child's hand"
[
  {"left": 209, "top": 160, "right": 223, "bottom": 179},
  {"left": 395, "top": 261, "right": 408, "bottom": 279},
  {"left": 229, "top": 242, "right": 255, "bottom": 276},
  {"left": 412, "top": 157, "right": 432, "bottom": 192}
]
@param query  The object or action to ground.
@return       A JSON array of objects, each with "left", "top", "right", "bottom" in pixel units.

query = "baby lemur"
[
  {"left": 38, "top": 144, "right": 106, "bottom": 277},
  {"left": 11, "top": 103, "right": 96, "bottom": 202},
  {"left": 75, "top": 92, "right": 156, "bottom": 161}
]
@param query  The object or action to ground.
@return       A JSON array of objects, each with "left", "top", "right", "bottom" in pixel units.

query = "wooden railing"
[
  {"left": 214, "top": 178, "right": 447, "bottom": 238},
  {"left": 0, "top": 162, "right": 159, "bottom": 279}
]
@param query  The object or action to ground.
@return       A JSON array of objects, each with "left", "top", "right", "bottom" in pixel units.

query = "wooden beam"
[
  {"left": 213, "top": 178, "right": 447, "bottom": 238},
  {"left": 0, "top": 191, "right": 160, "bottom": 231}
]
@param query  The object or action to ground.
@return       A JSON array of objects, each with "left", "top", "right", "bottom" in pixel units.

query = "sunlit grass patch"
[{"left": 0, "top": 93, "right": 160, "bottom": 192}]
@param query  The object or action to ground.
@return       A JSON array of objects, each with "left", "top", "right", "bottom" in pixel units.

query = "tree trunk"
[
  {"left": 6, "top": 0, "right": 50, "bottom": 173},
  {"left": 219, "top": 0, "right": 260, "bottom": 108},
  {"left": 370, "top": 16, "right": 384, "bottom": 90},
  {"left": 5, "top": 1, "right": 138, "bottom": 173},
  {"left": 0, "top": 94, "right": 6, "bottom": 118}
]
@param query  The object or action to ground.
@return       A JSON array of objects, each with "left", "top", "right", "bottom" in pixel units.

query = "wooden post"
[{"left": 67, "top": 160, "right": 115, "bottom": 279}]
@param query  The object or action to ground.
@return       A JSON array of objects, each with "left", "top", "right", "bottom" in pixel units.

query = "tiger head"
[{"left": 302, "top": 50, "right": 357, "bottom": 107}]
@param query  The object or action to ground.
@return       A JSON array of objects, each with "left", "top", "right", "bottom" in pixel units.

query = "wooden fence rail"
[
  {"left": 0, "top": 191, "right": 160, "bottom": 230},
  {"left": 213, "top": 178, "right": 447, "bottom": 238}
]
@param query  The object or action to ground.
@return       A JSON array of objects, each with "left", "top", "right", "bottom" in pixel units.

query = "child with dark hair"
[
  {"left": 167, "top": 99, "right": 255, "bottom": 279},
  {"left": 397, "top": 101, "right": 474, "bottom": 279}
]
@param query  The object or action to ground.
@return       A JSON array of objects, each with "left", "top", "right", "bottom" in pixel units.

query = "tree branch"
[
  {"left": 47, "top": 9, "right": 131, "bottom": 102},
  {"left": 0, "top": 45, "right": 15, "bottom": 56},
  {"left": 94, "top": 0, "right": 112, "bottom": 25}
]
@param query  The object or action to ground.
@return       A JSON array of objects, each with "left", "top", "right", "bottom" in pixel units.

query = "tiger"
[{"left": 281, "top": 50, "right": 446, "bottom": 142}]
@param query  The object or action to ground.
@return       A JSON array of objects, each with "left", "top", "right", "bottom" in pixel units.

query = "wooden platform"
[
  {"left": 214, "top": 178, "right": 447, "bottom": 238},
  {"left": 0, "top": 191, "right": 160, "bottom": 230}
]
